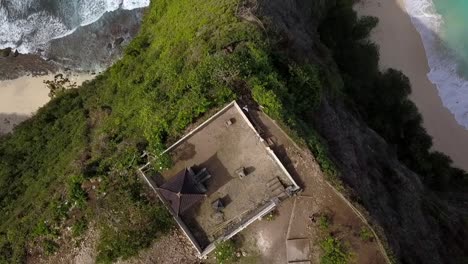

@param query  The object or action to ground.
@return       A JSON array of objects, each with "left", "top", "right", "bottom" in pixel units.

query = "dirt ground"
[{"left": 236, "top": 111, "right": 388, "bottom": 264}]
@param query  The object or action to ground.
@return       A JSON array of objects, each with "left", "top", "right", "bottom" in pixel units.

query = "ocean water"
[
  {"left": 0, "top": 0, "right": 150, "bottom": 53},
  {"left": 403, "top": 0, "right": 468, "bottom": 129}
]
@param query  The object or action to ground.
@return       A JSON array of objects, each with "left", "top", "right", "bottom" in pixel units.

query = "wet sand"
[
  {"left": 0, "top": 74, "right": 93, "bottom": 134},
  {"left": 355, "top": 0, "right": 468, "bottom": 171}
]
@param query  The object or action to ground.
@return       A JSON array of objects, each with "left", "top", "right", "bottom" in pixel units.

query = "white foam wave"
[
  {"left": 0, "top": 0, "right": 149, "bottom": 53},
  {"left": 403, "top": 0, "right": 468, "bottom": 129},
  {"left": 122, "top": 0, "right": 150, "bottom": 10}
]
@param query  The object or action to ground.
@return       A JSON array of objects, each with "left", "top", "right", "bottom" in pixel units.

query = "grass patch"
[
  {"left": 42, "top": 240, "right": 59, "bottom": 256},
  {"left": 263, "top": 209, "right": 279, "bottom": 222},
  {"left": 320, "top": 235, "right": 352, "bottom": 264},
  {"left": 214, "top": 240, "right": 237, "bottom": 264},
  {"left": 71, "top": 218, "right": 88, "bottom": 238},
  {"left": 96, "top": 205, "right": 173, "bottom": 263},
  {"left": 319, "top": 215, "right": 331, "bottom": 230},
  {"left": 359, "top": 227, "right": 374, "bottom": 242}
]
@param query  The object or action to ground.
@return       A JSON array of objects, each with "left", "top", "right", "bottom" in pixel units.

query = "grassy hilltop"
[{"left": 0, "top": 0, "right": 325, "bottom": 262}]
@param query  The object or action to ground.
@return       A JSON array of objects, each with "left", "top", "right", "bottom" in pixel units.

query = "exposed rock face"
[
  {"left": 256, "top": 1, "right": 468, "bottom": 263},
  {"left": 257, "top": 0, "right": 333, "bottom": 64},
  {"left": 45, "top": 8, "right": 144, "bottom": 71},
  {"left": 314, "top": 98, "right": 467, "bottom": 264},
  {"left": 0, "top": 9, "right": 144, "bottom": 80}
]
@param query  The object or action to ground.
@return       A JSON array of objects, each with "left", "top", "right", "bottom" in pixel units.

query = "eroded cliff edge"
[{"left": 256, "top": 0, "right": 467, "bottom": 263}]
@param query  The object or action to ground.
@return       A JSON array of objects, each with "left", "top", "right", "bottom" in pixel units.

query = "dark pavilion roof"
[{"left": 158, "top": 168, "right": 206, "bottom": 216}]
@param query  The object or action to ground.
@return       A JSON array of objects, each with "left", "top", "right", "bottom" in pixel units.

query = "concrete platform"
[
  {"left": 152, "top": 101, "right": 300, "bottom": 256},
  {"left": 286, "top": 238, "right": 311, "bottom": 263}
]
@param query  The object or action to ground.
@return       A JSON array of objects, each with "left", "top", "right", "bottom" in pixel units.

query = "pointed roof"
[{"left": 158, "top": 168, "right": 206, "bottom": 215}]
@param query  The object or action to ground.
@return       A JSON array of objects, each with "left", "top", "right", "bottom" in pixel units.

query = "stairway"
[{"left": 268, "top": 177, "right": 288, "bottom": 199}]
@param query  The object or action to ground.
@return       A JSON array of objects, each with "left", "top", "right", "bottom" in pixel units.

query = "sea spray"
[{"left": 403, "top": 0, "right": 468, "bottom": 129}]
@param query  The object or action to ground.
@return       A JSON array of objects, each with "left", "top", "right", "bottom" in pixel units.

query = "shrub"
[
  {"left": 33, "top": 221, "right": 52, "bottom": 238},
  {"left": 353, "top": 16, "right": 379, "bottom": 40},
  {"left": 320, "top": 236, "right": 351, "bottom": 264},
  {"left": 264, "top": 210, "right": 278, "bottom": 221},
  {"left": 319, "top": 215, "right": 330, "bottom": 230},
  {"left": 68, "top": 176, "right": 88, "bottom": 208},
  {"left": 359, "top": 227, "right": 374, "bottom": 242},
  {"left": 214, "top": 240, "right": 237, "bottom": 264},
  {"left": 251, "top": 82, "right": 285, "bottom": 120}
]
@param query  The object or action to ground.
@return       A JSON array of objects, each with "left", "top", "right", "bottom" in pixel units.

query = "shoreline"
[
  {"left": 0, "top": 73, "right": 93, "bottom": 135},
  {"left": 355, "top": 0, "right": 468, "bottom": 171}
]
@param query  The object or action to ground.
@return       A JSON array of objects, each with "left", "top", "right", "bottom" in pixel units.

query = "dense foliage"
[
  {"left": 0, "top": 0, "right": 328, "bottom": 263},
  {"left": 318, "top": 0, "right": 468, "bottom": 192}
]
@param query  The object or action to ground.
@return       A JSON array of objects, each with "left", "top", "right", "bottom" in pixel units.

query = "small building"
[{"left": 139, "top": 101, "right": 300, "bottom": 258}]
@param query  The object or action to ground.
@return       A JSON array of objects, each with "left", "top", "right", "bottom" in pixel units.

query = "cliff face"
[
  {"left": 313, "top": 99, "right": 467, "bottom": 264},
  {"left": 256, "top": 1, "right": 467, "bottom": 263},
  {"left": 256, "top": 0, "right": 332, "bottom": 63}
]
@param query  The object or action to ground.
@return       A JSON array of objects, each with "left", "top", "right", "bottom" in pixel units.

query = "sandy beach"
[
  {"left": 354, "top": 0, "right": 468, "bottom": 171},
  {"left": 0, "top": 74, "right": 93, "bottom": 135}
]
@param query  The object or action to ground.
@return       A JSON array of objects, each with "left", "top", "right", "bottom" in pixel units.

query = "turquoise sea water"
[
  {"left": 404, "top": 0, "right": 468, "bottom": 128},
  {"left": 432, "top": 0, "right": 468, "bottom": 74}
]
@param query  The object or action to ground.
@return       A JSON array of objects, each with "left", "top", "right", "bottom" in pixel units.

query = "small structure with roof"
[
  {"left": 139, "top": 101, "right": 300, "bottom": 258},
  {"left": 157, "top": 167, "right": 208, "bottom": 216}
]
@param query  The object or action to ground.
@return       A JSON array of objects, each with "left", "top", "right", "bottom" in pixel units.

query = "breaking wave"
[
  {"left": 403, "top": 0, "right": 468, "bottom": 129},
  {"left": 0, "top": 0, "right": 149, "bottom": 53}
]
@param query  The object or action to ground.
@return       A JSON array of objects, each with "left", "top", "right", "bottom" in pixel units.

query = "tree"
[{"left": 44, "top": 74, "right": 78, "bottom": 98}]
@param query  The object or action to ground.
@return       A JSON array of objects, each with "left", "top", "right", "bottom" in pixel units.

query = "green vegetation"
[
  {"left": 96, "top": 206, "right": 172, "bottom": 264},
  {"left": 214, "top": 240, "right": 237, "bottom": 264},
  {"left": 68, "top": 175, "right": 88, "bottom": 208},
  {"left": 71, "top": 218, "right": 88, "bottom": 238},
  {"left": 359, "top": 227, "right": 374, "bottom": 242},
  {"left": 42, "top": 240, "right": 59, "bottom": 255},
  {"left": 318, "top": 0, "right": 468, "bottom": 192},
  {"left": 0, "top": 0, "right": 331, "bottom": 262},
  {"left": 315, "top": 213, "right": 352, "bottom": 264},
  {"left": 44, "top": 74, "right": 78, "bottom": 98},
  {"left": 263, "top": 209, "right": 278, "bottom": 221},
  {"left": 320, "top": 236, "right": 352, "bottom": 264},
  {"left": 318, "top": 214, "right": 331, "bottom": 230}
]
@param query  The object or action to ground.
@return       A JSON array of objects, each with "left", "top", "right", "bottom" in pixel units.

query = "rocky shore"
[
  {"left": 0, "top": 8, "right": 145, "bottom": 81},
  {"left": 0, "top": 8, "right": 146, "bottom": 135},
  {"left": 0, "top": 48, "right": 57, "bottom": 80}
]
